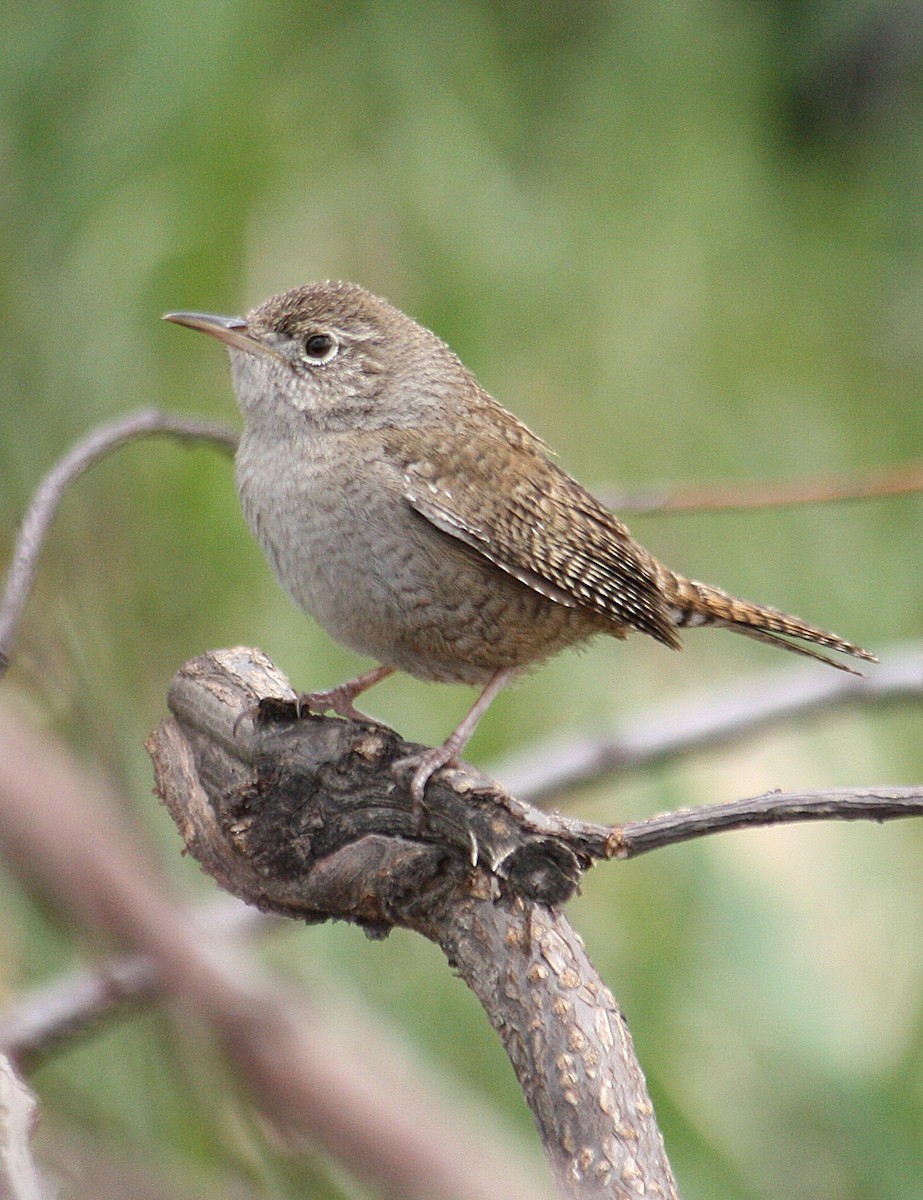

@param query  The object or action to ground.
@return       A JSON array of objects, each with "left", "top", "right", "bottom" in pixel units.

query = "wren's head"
[{"left": 166, "top": 281, "right": 475, "bottom": 432}]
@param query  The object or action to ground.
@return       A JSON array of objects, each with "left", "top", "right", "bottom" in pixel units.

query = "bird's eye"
[{"left": 303, "top": 332, "right": 337, "bottom": 362}]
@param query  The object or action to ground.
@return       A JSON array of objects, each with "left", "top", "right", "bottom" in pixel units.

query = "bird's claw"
[
  {"left": 392, "top": 745, "right": 458, "bottom": 818},
  {"left": 232, "top": 703, "right": 262, "bottom": 737}
]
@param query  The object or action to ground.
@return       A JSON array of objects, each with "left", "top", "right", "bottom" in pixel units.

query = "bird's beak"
[{"left": 164, "top": 310, "right": 279, "bottom": 360}]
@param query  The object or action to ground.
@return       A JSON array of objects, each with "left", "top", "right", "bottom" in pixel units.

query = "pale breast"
[{"left": 235, "top": 428, "right": 616, "bottom": 685}]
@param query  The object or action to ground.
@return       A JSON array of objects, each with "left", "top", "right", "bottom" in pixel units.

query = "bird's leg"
[
  {"left": 394, "top": 667, "right": 516, "bottom": 806},
  {"left": 297, "top": 664, "right": 394, "bottom": 723}
]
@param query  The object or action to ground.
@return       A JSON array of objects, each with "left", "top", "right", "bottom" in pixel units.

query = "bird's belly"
[{"left": 237, "top": 454, "right": 610, "bottom": 686}]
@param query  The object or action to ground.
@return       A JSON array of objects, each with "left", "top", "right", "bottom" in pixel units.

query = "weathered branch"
[{"left": 149, "top": 648, "right": 681, "bottom": 1199}]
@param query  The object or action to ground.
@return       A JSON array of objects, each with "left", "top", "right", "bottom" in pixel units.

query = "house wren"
[{"left": 165, "top": 282, "right": 875, "bottom": 801}]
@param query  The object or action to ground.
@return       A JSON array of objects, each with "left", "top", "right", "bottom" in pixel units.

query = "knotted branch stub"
[{"left": 149, "top": 647, "right": 608, "bottom": 922}]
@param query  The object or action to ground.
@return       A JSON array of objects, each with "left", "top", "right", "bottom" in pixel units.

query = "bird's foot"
[
  {"left": 293, "top": 665, "right": 395, "bottom": 725},
  {"left": 295, "top": 686, "right": 377, "bottom": 724},
  {"left": 392, "top": 667, "right": 515, "bottom": 817}
]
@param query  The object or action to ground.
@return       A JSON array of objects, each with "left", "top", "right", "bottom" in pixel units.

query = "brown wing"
[{"left": 387, "top": 423, "right": 681, "bottom": 649}]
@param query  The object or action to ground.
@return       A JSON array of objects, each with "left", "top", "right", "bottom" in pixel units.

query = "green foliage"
[{"left": 2, "top": 2, "right": 921, "bottom": 1196}]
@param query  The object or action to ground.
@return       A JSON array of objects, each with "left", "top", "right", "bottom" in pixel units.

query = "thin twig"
[
  {"left": 0, "top": 410, "right": 238, "bottom": 679},
  {"left": 606, "top": 459, "right": 923, "bottom": 514},
  {"left": 609, "top": 786, "right": 923, "bottom": 858}
]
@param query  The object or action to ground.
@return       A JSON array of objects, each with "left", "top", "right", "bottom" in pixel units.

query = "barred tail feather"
[
  {"left": 666, "top": 575, "right": 877, "bottom": 675},
  {"left": 719, "top": 622, "right": 868, "bottom": 675}
]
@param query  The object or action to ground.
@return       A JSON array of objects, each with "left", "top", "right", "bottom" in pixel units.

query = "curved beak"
[{"left": 164, "top": 310, "right": 276, "bottom": 359}]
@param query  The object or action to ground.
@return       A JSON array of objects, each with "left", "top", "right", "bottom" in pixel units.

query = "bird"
[{"left": 165, "top": 282, "right": 876, "bottom": 802}]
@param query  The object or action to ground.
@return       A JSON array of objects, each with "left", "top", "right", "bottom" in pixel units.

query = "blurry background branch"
[
  {"left": 496, "top": 645, "right": 922, "bottom": 801},
  {"left": 0, "top": 1056, "right": 46, "bottom": 1200},
  {"left": 606, "top": 458, "right": 923, "bottom": 515},
  {"left": 0, "top": 411, "right": 237, "bottom": 680}
]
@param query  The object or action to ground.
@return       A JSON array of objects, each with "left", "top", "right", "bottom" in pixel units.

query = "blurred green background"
[{"left": 2, "top": 1, "right": 922, "bottom": 1196}]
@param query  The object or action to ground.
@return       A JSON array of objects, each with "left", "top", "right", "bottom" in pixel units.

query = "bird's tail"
[{"left": 663, "top": 572, "right": 877, "bottom": 675}]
